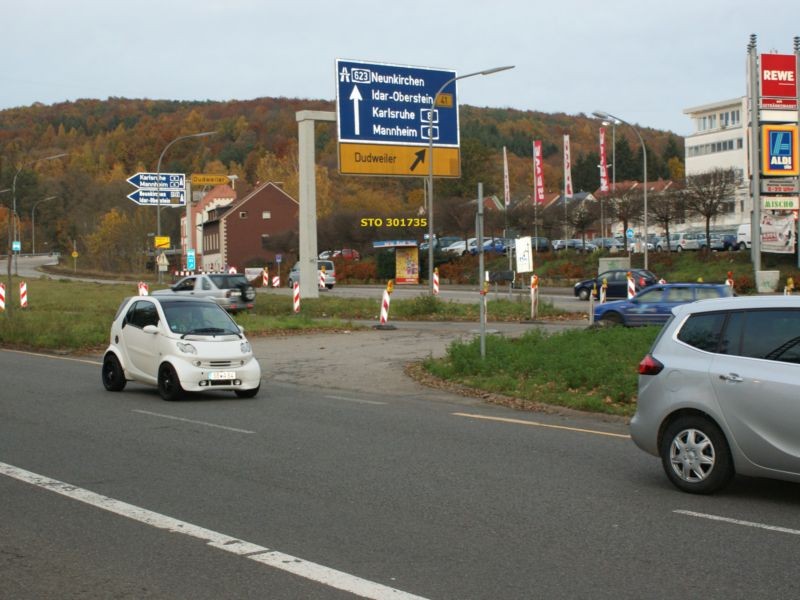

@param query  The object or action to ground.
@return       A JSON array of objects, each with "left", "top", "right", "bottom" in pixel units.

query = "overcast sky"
[{"left": 2, "top": 0, "right": 798, "bottom": 136}]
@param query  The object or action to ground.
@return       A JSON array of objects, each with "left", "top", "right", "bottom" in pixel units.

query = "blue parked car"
[{"left": 594, "top": 282, "right": 733, "bottom": 326}]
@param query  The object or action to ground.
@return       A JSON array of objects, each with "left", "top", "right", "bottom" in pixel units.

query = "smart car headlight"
[
  {"left": 177, "top": 342, "right": 198, "bottom": 354},
  {"left": 240, "top": 341, "right": 252, "bottom": 353}
]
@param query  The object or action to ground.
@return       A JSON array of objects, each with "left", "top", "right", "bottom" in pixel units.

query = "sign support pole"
[
  {"left": 748, "top": 34, "right": 762, "bottom": 271},
  {"left": 297, "top": 110, "right": 336, "bottom": 300}
]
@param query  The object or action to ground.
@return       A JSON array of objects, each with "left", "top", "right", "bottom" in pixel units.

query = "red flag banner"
[
  {"left": 533, "top": 140, "right": 545, "bottom": 204},
  {"left": 503, "top": 146, "right": 510, "bottom": 207},
  {"left": 563, "top": 135, "right": 573, "bottom": 198},
  {"left": 599, "top": 127, "right": 609, "bottom": 193}
]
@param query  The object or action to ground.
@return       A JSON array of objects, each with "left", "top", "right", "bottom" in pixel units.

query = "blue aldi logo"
[{"left": 763, "top": 124, "right": 800, "bottom": 176}]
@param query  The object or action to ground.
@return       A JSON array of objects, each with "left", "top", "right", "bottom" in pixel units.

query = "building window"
[
  {"left": 262, "top": 211, "right": 271, "bottom": 219},
  {"left": 261, "top": 234, "right": 270, "bottom": 249},
  {"left": 239, "top": 211, "right": 248, "bottom": 219}
]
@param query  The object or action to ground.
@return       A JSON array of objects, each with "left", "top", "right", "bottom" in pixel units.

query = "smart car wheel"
[
  {"left": 235, "top": 384, "right": 260, "bottom": 399},
  {"left": 660, "top": 416, "right": 734, "bottom": 494},
  {"left": 102, "top": 353, "right": 126, "bottom": 392},
  {"left": 158, "top": 363, "right": 185, "bottom": 401},
  {"left": 578, "top": 288, "right": 590, "bottom": 301}
]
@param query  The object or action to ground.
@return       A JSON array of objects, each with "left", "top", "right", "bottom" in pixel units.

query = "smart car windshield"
[{"left": 162, "top": 301, "right": 241, "bottom": 337}]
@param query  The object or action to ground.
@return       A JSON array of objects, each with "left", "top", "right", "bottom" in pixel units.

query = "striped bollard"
[
  {"left": 627, "top": 272, "right": 635, "bottom": 299},
  {"left": 319, "top": 268, "right": 326, "bottom": 290},
  {"left": 432, "top": 268, "right": 440, "bottom": 295},
  {"left": 262, "top": 268, "right": 269, "bottom": 288},
  {"left": 0, "top": 283, "right": 5, "bottom": 311},
  {"left": 530, "top": 274, "right": 539, "bottom": 320},
  {"left": 600, "top": 279, "right": 607, "bottom": 304},
  {"left": 375, "top": 280, "right": 396, "bottom": 330},
  {"left": 137, "top": 281, "right": 149, "bottom": 296},
  {"left": 292, "top": 281, "right": 300, "bottom": 313},
  {"left": 272, "top": 275, "right": 280, "bottom": 288},
  {"left": 20, "top": 281, "right": 28, "bottom": 308}
]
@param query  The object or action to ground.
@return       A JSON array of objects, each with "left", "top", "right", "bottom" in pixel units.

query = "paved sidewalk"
[{"left": 250, "top": 319, "right": 586, "bottom": 399}]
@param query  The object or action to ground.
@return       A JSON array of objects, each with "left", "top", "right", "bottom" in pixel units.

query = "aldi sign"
[
  {"left": 761, "top": 53, "right": 798, "bottom": 110},
  {"left": 762, "top": 124, "right": 800, "bottom": 176}
]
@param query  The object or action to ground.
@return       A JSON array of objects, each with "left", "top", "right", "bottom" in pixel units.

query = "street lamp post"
[
  {"left": 6, "top": 153, "right": 67, "bottom": 306},
  {"left": 426, "top": 65, "right": 514, "bottom": 294},
  {"left": 31, "top": 196, "right": 57, "bottom": 254},
  {"left": 155, "top": 131, "right": 216, "bottom": 282},
  {"left": 593, "top": 111, "right": 648, "bottom": 270}
]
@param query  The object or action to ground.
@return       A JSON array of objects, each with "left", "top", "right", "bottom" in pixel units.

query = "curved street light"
[
  {"left": 7, "top": 153, "right": 68, "bottom": 301},
  {"left": 155, "top": 131, "right": 217, "bottom": 282},
  {"left": 31, "top": 195, "right": 57, "bottom": 255},
  {"left": 426, "top": 65, "right": 515, "bottom": 293},
  {"left": 592, "top": 111, "right": 648, "bottom": 270}
]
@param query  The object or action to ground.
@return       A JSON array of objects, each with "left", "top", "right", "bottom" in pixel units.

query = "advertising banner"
[
  {"left": 563, "top": 135, "right": 573, "bottom": 198},
  {"left": 762, "top": 124, "right": 800, "bottom": 176},
  {"left": 395, "top": 247, "right": 419, "bottom": 284},
  {"left": 533, "top": 140, "right": 545, "bottom": 204},
  {"left": 760, "top": 213, "right": 795, "bottom": 254},
  {"left": 599, "top": 127, "right": 609, "bottom": 193}
]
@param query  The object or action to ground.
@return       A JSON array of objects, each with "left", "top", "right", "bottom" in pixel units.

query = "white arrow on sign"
[{"left": 349, "top": 85, "right": 363, "bottom": 135}]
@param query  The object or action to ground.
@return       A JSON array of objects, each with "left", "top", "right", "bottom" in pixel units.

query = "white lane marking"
[
  {"left": 325, "top": 395, "right": 387, "bottom": 406},
  {"left": 675, "top": 510, "right": 800, "bottom": 536},
  {"left": 0, "top": 461, "right": 429, "bottom": 600},
  {"left": 1, "top": 348, "right": 101, "bottom": 366},
  {"left": 453, "top": 412, "right": 631, "bottom": 439},
  {"left": 133, "top": 410, "right": 256, "bottom": 434}
]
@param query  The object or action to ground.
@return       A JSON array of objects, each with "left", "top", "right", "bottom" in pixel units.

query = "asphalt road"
[{"left": 3, "top": 322, "right": 800, "bottom": 599}]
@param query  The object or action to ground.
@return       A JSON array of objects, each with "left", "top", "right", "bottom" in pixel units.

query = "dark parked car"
[
  {"left": 593, "top": 283, "right": 733, "bottom": 326},
  {"left": 632, "top": 295, "right": 800, "bottom": 493},
  {"left": 573, "top": 269, "right": 658, "bottom": 301},
  {"left": 594, "top": 237, "right": 625, "bottom": 251},
  {"left": 553, "top": 239, "right": 597, "bottom": 252}
]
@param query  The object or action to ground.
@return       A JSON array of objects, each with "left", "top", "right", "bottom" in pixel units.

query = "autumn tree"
[
  {"left": 648, "top": 186, "right": 685, "bottom": 250},
  {"left": 684, "top": 167, "right": 738, "bottom": 247},
  {"left": 608, "top": 186, "right": 644, "bottom": 251}
]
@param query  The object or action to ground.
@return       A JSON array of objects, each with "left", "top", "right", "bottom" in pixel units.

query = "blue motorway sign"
[
  {"left": 127, "top": 172, "right": 186, "bottom": 190},
  {"left": 127, "top": 188, "right": 186, "bottom": 206},
  {"left": 336, "top": 59, "right": 459, "bottom": 148}
]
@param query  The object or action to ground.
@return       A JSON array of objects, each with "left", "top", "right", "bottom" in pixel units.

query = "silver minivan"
[{"left": 632, "top": 295, "right": 800, "bottom": 493}]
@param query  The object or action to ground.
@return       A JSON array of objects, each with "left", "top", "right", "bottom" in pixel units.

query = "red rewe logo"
[{"left": 761, "top": 54, "right": 798, "bottom": 98}]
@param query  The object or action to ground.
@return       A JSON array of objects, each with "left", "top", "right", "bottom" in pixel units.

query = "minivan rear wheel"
[{"left": 660, "top": 416, "right": 733, "bottom": 494}]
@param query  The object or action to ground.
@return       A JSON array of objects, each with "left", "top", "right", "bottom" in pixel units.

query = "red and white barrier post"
[
  {"left": 262, "top": 267, "right": 269, "bottom": 288},
  {"left": 530, "top": 274, "right": 539, "bottom": 320},
  {"left": 376, "top": 280, "right": 395, "bottom": 329},
  {"left": 319, "top": 266, "right": 326, "bottom": 290},
  {"left": 627, "top": 272, "right": 635, "bottom": 299},
  {"left": 137, "top": 281, "right": 149, "bottom": 296},
  {"left": 272, "top": 275, "right": 280, "bottom": 288},
  {"left": 600, "top": 278, "right": 608, "bottom": 304},
  {"left": 726, "top": 270, "right": 735, "bottom": 292},
  {"left": 292, "top": 281, "right": 301, "bottom": 313},
  {"left": 0, "top": 283, "right": 5, "bottom": 311},
  {"left": 432, "top": 267, "right": 440, "bottom": 295},
  {"left": 19, "top": 282, "right": 28, "bottom": 308}
]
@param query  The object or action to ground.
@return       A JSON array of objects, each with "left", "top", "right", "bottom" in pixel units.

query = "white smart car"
[{"left": 102, "top": 296, "right": 261, "bottom": 401}]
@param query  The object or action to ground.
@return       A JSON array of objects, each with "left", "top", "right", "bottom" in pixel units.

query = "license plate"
[{"left": 209, "top": 371, "right": 236, "bottom": 381}]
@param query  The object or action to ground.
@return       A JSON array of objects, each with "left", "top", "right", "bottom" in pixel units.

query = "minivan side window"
[
  {"left": 677, "top": 313, "right": 726, "bottom": 352},
  {"left": 738, "top": 309, "right": 800, "bottom": 364}
]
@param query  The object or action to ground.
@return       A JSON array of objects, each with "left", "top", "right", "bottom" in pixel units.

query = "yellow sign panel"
[
  {"left": 339, "top": 143, "right": 460, "bottom": 177},
  {"left": 191, "top": 174, "right": 230, "bottom": 186},
  {"left": 154, "top": 236, "right": 171, "bottom": 249},
  {"left": 435, "top": 93, "right": 454, "bottom": 108}
]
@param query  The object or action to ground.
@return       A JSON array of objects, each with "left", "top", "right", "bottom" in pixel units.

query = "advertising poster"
[
  {"left": 395, "top": 247, "right": 419, "bottom": 284},
  {"left": 760, "top": 213, "right": 795, "bottom": 254}
]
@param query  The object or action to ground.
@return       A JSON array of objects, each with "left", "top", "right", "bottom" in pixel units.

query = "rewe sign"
[{"left": 761, "top": 53, "right": 798, "bottom": 109}]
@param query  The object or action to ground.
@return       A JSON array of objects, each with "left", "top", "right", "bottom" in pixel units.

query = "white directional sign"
[
  {"left": 127, "top": 172, "right": 187, "bottom": 206},
  {"left": 127, "top": 172, "right": 186, "bottom": 189},
  {"left": 127, "top": 188, "right": 186, "bottom": 206}
]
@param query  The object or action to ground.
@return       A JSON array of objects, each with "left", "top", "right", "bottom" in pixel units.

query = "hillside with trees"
[{"left": 0, "top": 97, "right": 683, "bottom": 271}]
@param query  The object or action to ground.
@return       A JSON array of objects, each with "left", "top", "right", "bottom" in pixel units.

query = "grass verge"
[{"left": 422, "top": 325, "right": 661, "bottom": 417}]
